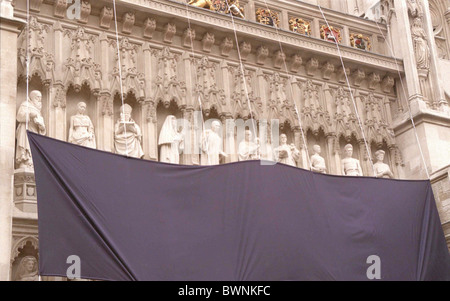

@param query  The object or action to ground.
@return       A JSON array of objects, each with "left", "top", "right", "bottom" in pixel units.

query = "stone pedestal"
[
  {"left": 0, "top": 0, "right": 26, "bottom": 281},
  {"left": 13, "top": 168, "right": 37, "bottom": 214}
]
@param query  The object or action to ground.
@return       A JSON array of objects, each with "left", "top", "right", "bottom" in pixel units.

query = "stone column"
[
  {"left": 358, "top": 140, "right": 371, "bottom": 176},
  {"left": 326, "top": 134, "right": 339, "bottom": 175},
  {"left": 0, "top": 0, "right": 25, "bottom": 281},
  {"left": 312, "top": 18, "right": 320, "bottom": 39},
  {"left": 392, "top": 0, "right": 427, "bottom": 111},
  {"left": 143, "top": 101, "right": 158, "bottom": 161},
  {"left": 342, "top": 25, "right": 350, "bottom": 47},
  {"left": 223, "top": 116, "right": 237, "bottom": 163},
  {"left": 182, "top": 108, "right": 200, "bottom": 165},
  {"left": 422, "top": 0, "right": 449, "bottom": 113},
  {"left": 294, "top": 128, "right": 306, "bottom": 169},
  {"left": 97, "top": 92, "right": 114, "bottom": 152}
]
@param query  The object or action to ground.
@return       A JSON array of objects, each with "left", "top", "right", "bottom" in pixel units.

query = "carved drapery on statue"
[
  {"left": 158, "top": 115, "right": 184, "bottom": 164},
  {"left": 411, "top": 18, "right": 431, "bottom": 71},
  {"left": 68, "top": 102, "right": 96, "bottom": 149},
  {"left": 114, "top": 104, "right": 144, "bottom": 158},
  {"left": 16, "top": 90, "right": 46, "bottom": 168}
]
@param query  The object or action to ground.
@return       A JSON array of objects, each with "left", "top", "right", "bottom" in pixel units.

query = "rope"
[
  {"left": 318, "top": 5, "right": 376, "bottom": 176},
  {"left": 112, "top": 0, "right": 130, "bottom": 157},
  {"left": 25, "top": 0, "right": 30, "bottom": 130},
  {"left": 182, "top": 2, "right": 210, "bottom": 164},
  {"left": 224, "top": 2, "right": 259, "bottom": 144},
  {"left": 373, "top": 19, "right": 431, "bottom": 179},
  {"left": 260, "top": 0, "right": 312, "bottom": 168}
]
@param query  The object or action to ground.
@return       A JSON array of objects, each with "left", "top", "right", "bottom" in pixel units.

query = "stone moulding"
[{"left": 116, "top": 0, "right": 403, "bottom": 74}]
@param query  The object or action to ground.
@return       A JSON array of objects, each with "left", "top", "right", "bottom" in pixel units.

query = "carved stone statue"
[
  {"left": 274, "top": 134, "right": 300, "bottom": 167},
  {"left": 158, "top": 115, "right": 184, "bottom": 164},
  {"left": 114, "top": 104, "right": 144, "bottom": 158},
  {"left": 341, "top": 144, "right": 363, "bottom": 176},
  {"left": 16, "top": 90, "right": 46, "bottom": 168},
  {"left": 373, "top": 150, "right": 394, "bottom": 179},
  {"left": 310, "top": 145, "right": 327, "bottom": 173},
  {"left": 68, "top": 102, "right": 96, "bottom": 149},
  {"left": 238, "top": 130, "right": 259, "bottom": 161},
  {"left": 201, "top": 120, "right": 227, "bottom": 165},
  {"left": 15, "top": 256, "right": 38, "bottom": 281},
  {"left": 411, "top": 17, "right": 431, "bottom": 71}
]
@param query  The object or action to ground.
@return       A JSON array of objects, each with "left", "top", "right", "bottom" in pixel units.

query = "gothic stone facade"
[{"left": 0, "top": 0, "right": 449, "bottom": 280}]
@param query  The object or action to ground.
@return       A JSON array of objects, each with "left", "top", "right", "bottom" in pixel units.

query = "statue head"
[
  {"left": 119, "top": 104, "right": 132, "bottom": 121},
  {"left": 29, "top": 90, "right": 42, "bottom": 110},
  {"left": 280, "top": 134, "right": 287, "bottom": 145},
  {"left": 15, "top": 256, "right": 38, "bottom": 281},
  {"left": 211, "top": 120, "right": 221, "bottom": 133},
  {"left": 22, "top": 256, "right": 37, "bottom": 272},
  {"left": 77, "top": 102, "right": 87, "bottom": 114},
  {"left": 244, "top": 130, "right": 252, "bottom": 142},
  {"left": 375, "top": 150, "right": 385, "bottom": 162},
  {"left": 313, "top": 145, "right": 321, "bottom": 154},
  {"left": 344, "top": 144, "right": 353, "bottom": 157}
]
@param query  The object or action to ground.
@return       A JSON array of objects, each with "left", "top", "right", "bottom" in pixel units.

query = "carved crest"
[
  {"left": 289, "top": 18, "right": 311, "bottom": 36},
  {"left": 256, "top": 8, "right": 280, "bottom": 27},
  {"left": 350, "top": 33, "right": 371, "bottom": 51},
  {"left": 320, "top": 25, "right": 342, "bottom": 43}
]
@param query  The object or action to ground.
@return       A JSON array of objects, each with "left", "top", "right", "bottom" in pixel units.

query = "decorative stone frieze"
[
  {"left": 337, "top": 66, "right": 351, "bottom": 83},
  {"left": 195, "top": 56, "right": 226, "bottom": 115},
  {"left": 77, "top": 0, "right": 91, "bottom": 24},
  {"left": 239, "top": 41, "right": 251, "bottom": 61},
  {"left": 306, "top": 58, "right": 319, "bottom": 76},
  {"left": 99, "top": 6, "right": 113, "bottom": 29},
  {"left": 153, "top": 47, "right": 184, "bottom": 108},
  {"left": 163, "top": 23, "right": 176, "bottom": 43},
  {"left": 122, "top": 12, "right": 135, "bottom": 34},
  {"left": 290, "top": 54, "right": 302, "bottom": 73},
  {"left": 143, "top": 18, "right": 156, "bottom": 39},
  {"left": 202, "top": 32, "right": 215, "bottom": 52},
  {"left": 53, "top": 0, "right": 67, "bottom": 18},
  {"left": 63, "top": 26, "right": 100, "bottom": 93},
  {"left": 220, "top": 37, "right": 233, "bottom": 57},
  {"left": 30, "top": 0, "right": 43, "bottom": 12},
  {"left": 381, "top": 75, "right": 395, "bottom": 94},
  {"left": 322, "top": 62, "right": 335, "bottom": 80},
  {"left": 182, "top": 28, "right": 196, "bottom": 48},
  {"left": 353, "top": 68, "right": 365, "bottom": 87},
  {"left": 273, "top": 50, "right": 286, "bottom": 69},
  {"left": 368, "top": 73, "right": 381, "bottom": 90},
  {"left": 256, "top": 46, "right": 268, "bottom": 65}
]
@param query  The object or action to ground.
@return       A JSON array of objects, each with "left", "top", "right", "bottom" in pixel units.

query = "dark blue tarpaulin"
[{"left": 28, "top": 132, "right": 450, "bottom": 281}]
